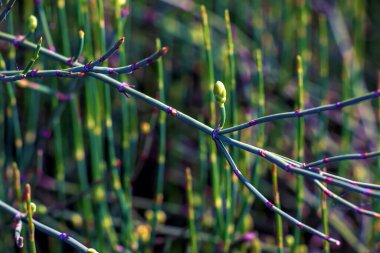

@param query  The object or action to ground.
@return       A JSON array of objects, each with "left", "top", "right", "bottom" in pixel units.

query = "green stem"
[
  {"left": 200, "top": 5, "right": 223, "bottom": 238},
  {"left": 321, "top": 180, "right": 330, "bottom": 253},
  {"left": 25, "top": 184, "right": 37, "bottom": 253},
  {"left": 272, "top": 164, "right": 284, "bottom": 253},
  {"left": 293, "top": 55, "right": 305, "bottom": 253},
  {"left": 151, "top": 38, "right": 167, "bottom": 245},
  {"left": 224, "top": 11, "right": 237, "bottom": 247},
  {"left": 186, "top": 167, "right": 198, "bottom": 253},
  {"left": 115, "top": 0, "right": 135, "bottom": 247},
  {"left": 35, "top": 0, "right": 54, "bottom": 51}
]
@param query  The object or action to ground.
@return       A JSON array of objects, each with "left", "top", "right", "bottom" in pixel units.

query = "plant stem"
[
  {"left": 0, "top": 200, "right": 95, "bottom": 252},
  {"left": 151, "top": 37, "right": 167, "bottom": 245},
  {"left": 186, "top": 167, "right": 198, "bottom": 253},
  {"left": 200, "top": 5, "right": 223, "bottom": 238},
  {"left": 224, "top": 11, "right": 237, "bottom": 249},
  {"left": 293, "top": 55, "right": 305, "bottom": 252},
  {"left": 272, "top": 164, "right": 284, "bottom": 253},
  {"left": 25, "top": 184, "right": 36, "bottom": 253}
]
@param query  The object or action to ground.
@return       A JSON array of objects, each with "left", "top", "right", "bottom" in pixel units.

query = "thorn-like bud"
[
  {"left": 28, "top": 15, "right": 38, "bottom": 33},
  {"left": 161, "top": 47, "right": 169, "bottom": 55},
  {"left": 214, "top": 81, "right": 226, "bottom": 107}
]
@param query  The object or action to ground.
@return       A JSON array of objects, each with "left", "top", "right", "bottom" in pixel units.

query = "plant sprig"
[{"left": 1, "top": 29, "right": 380, "bottom": 247}]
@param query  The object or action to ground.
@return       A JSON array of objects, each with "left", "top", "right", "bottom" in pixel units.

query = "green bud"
[
  {"left": 30, "top": 202, "right": 37, "bottom": 213},
  {"left": 0, "top": 58, "right": 5, "bottom": 69},
  {"left": 79, "top": 30, "right": 85, "bottom": 39},
  {"left": 87, "top": 249, "right": 99, "bottom": 253},
  {"left": 214, "top": 80, "right": 226, "bottom": 107},
  {"left": 28, "top": 15, "right": 38, "bottom": 33}
]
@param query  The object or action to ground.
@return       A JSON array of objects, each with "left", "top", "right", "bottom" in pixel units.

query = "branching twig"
[
  {"left": 215, "top": 139, "right": 341, "bottom": 245},
  {"left": 1, "top": 30, "right": 380, "bottom": 246},
  {"left": 0, "top": 200, "right": 98, "bottom": 253}
]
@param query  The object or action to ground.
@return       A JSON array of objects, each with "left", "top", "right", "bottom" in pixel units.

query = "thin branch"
[
  {"left": 0, "top": 200, "right": 96, "bottom": 253},
  {"left": 314, "top": 180, "right": 380, "bottom": 218},
  {"left": 306, "top": 151, "right": 380, "bottom": 168},
  {"left": 215, "top": 139, "right": 341, "bottom": 246},
  {"left": 0, "top": 0, "right": 15, "bottom": 24},
  {"left": 219, "top": 90, "right": 380, "bottom": 134}
]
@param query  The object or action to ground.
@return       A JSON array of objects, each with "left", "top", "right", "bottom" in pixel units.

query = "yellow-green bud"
[
  {"left": 0, "top": 58, "right": 5, "bottom": 69},
  {"left": 79, "top": 30, "right": 85, "bottom": 39},
  {"left": 213, "top": 80, "right": 226, "bottom": 107},
  {"left": 28, "top": 15, "right": 38, "bottom": 33},
  {"left": 30, "top": 202, "right": 37, "bottom": 213},
  {"left": 87, "top": 248, "right": 99, "bottom": 253}
]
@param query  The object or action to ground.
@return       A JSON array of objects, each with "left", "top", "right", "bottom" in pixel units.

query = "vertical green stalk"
[
  {"left": 120, "top": 0, "right": 138, "bottom": 185},
  {"left": 13, "top": 162, "right": 27, "bottom": 253},
  {"left": 225, "top": 10, "right": 237, "bottom": 128},
  {"left": 186, "top": 167, "right": 198, "bottom": 253},
  {"left": 115, "top": 0, "right": 135, "bottom": 248},
  {"left": 352, "top": 0, "right": 365, "bottom": 84},
  {"left": 36, "top": 0, "right": 65, "bottom": 211},
  {"left": 223, "top": 156, "right": 232, "bottom": 252},
  {"left": 151, "top": 38, "right": 167, "bottom": 244},
  {"left": 13, "top": 163, "right": 22, "bottom": 207},
  {"left": 251, "top": 0, "right": 263, "bottom": 50},
  {"left": 197, "top": 119, "right": 207, "bottom": 232},
  {"left": 36, "top": 1, "right": 54, "bottom": 51},
  {"left": 224, "top": 10, "right": 237, "bottom": 250},
  {"left": 5, "top": 9, "right": 23, "bottom": 168},
  {"left": 198, "top": 119, "right": 207, "bottom": 193},
  {"left": 200, "top": 5, "right": 223, "bottom": 236},
  {"left": 231, "top": 49, "right": 265, "bottom": 240},
  {"left": 321, "top": 180, "right": 330, "bottom": 253},
  {"left": 253, "top": 49, "right": 265, "bottom": 187},
  {"left": 65, "top": 2, "right": 95, "bottom": 242},
  {"left": 21, "top": 23, "right": 41, "bottom": 171},
  {"left": 201, "top": 4, "right": 216, "bottom": 124},
  {"left": 25, "top": 184, "right": 36, "bottom": 253},
  {"left": 37, "top": 0, "right": 66, "bottom": 223},
  {"left": 318, "top": 15, "right": 330, "bottom": 253},
  {"left": 339, "top": 53, "right": 352, "bottom": 177},
  {"left": 272, "top": 164, "right": 284, "bottom": 253},
  {"left": 79, "top": 0, "right": 106, "bottom": 250},
  {"left": 293, "top": 55, "right": 304, "bottom": 253},
  {"left": 296, "top": 0, "right": 310, "bottom": 85},
  {"left": 280, "top": 0, "right": 294, "bottom": 81},
  {"left": 318, "top": 15, "right": 329, "bottom": 117},
  {"left": 92, "top": 0, "right": 119, "bottom": 249}
]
